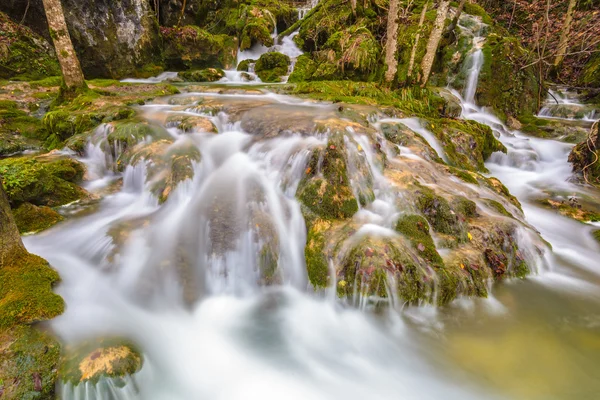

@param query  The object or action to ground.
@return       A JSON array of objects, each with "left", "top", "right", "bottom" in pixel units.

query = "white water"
[
  {"left": 121, "top": 72, "right": 179, "bottom": 84},
  {"left": 538, "top": 88, "right": 599, "bottom": 122},
  {"left": 20, "top": 11, "right": 600, "bottom": 400}
]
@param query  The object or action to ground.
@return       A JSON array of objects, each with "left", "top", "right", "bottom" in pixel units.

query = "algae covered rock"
[
  {"left": 166, "top": 114, "right": 217, "bottom": 133},
  {"left": 237, "top": 59, "right": 256, "bottom": 72},
  {"left": 178, "top": 68, "right": 225, "bottom": 82},
  {"left": 60, "top": 339, "right": 143, "bottom": 384},
  {"left": 255, "top": 52, "right": 291, "bottom": 83}
]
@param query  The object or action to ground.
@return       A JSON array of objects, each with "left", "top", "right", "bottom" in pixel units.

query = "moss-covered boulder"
[
  {"left": 0, "top": 183, "right": 64, "bottom": 399},
  {"left": 0, "top": 156, "right": 87, "bottom": 207},
  {"left": 12, "top": 202, "right": 64, "bottom": 234},
  {"left": 288, "top": 54, "right": 318, "bottom": 83},
  {"left": 60, "top": 339, "right": 142, "bottom": 385},
  {"left": 162, "top": 26, "right": 237, "bottom": 70},
  {"left": 0, "top": 100, "right": 46, "bottom": 155},
  {"left": 166, "top": 114, "right": 217, "bottom": 133},
  {"left": 178, "top": 68, "right": 225, "bottom": 82},
  {"left": 0, "top": 11, "right": 60, "bottom": 80},
  {"left": 255, "top": 52, "right": 291, "bottom": 82},
  {"left": 237, "top": 59, "right": 256, "bottom": 72},
  {"left": 297, "top": 134, "right": 359, "bottom": 220}
]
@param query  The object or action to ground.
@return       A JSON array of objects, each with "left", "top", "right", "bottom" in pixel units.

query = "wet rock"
[
  {"left": 506, "top": 116, "right": 522, "bottom": 130},
  {"left": 237, "top": 59, "right": 256, "bottom": 72},
  {"left": 569, "top": 123, "right": 600, "bottom": 186}
]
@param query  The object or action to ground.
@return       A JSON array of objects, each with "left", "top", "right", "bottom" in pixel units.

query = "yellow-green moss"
[
  {"left": 12, "top": 202, "right": 64, "bottom": 234},
  {"left": 395, "top": 214, "right": 444, "bottom": 267}
]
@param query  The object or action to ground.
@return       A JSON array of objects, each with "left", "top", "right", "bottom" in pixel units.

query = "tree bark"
[
  {"left": 0, "top": 183, "right": 25, "bottom": 266},
  {"left": 41, "top": 0, "right": 85, "bottom": 90},
  {"left": 421, "top": 0, "right": 450, "bottom": 86},
  {"left": 407, "top": 1, "right": 429, "bottom": 80},
  {"left": 553, "top": 0, "right": 577, "bottom": 68},
  {"left": 447, "top": 0, "right": 467, "bottom": 34},
  {"left": 383, "top": 0, "right": 401, "bottom": 82},
  {"left": 351, "top": 0, "right": 357, "bottom": 17}
]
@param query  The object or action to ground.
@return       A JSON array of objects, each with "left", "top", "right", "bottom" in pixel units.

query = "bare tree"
[
  {"left": 41, "top": 0, "right": 85, "bottom": 90},
  {"left": 553, "top": 0, "right": 577, "bottom": 68},
  {"left": 447, "top": 0, "right": 468, "bottom": 34},
  {"left": 383, "top": 0, "right": 401, "bottom": 82},
  {"left": 0, "top": 183, "right": 25, "bottom": 265},
  {"left": 351, "top": 0, "right": 357, "bottom": 17},
  {"left": 407, "top": 1, "right": 429, "bottom": 80},
  {"left": 421, "top": 0, "right": 450, "bottom": 86}
]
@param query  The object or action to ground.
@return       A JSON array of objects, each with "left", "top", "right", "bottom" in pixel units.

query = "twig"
[{"left": 582, "top": 120, "right": 599, "bottom": 185}]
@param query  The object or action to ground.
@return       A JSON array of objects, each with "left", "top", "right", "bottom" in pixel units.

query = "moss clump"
[
  {"left": 396, "top": 214, "right": 444, "bottom": 267},
  {"left": 240, "top": 21, "right": 274, "bottom": 51},
  {"left": 255, "top": 52, "right": 291, "bottom": 83},
  {"left": 448, "top": 166, "right": 479, "bottom": 184},
  {"left": 161, "top": 26, "right": 237, "bottom": 70},
  {"left": 305, "top": 219, "right": 332, "bottom": 289},
  {"left": 592, "top": 229, "right": 600, "bottom": 244},
  {"left": 0, "top": 156, "right": 86, "bottom": 207},
  {"left": 297, "top": 135, "right": 358, "bottom": 220},
  {"left": 178, "top": 68, "right": 225, "bottom": 82},
  {"left": 12, "top": 202, "right": 64, "bottom": 234},
  {"left": 60, "top": 339, "right": 143, "bottom": 385}
]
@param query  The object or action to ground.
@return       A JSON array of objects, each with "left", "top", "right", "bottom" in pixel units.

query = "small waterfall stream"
[{"left": 18, "top": 11, "right": 600, "bottom": 400}]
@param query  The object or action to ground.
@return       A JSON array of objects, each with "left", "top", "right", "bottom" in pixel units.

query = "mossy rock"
[
  {"left": 0, "top": 12, "right": 60, "bottom": 81},
  {"left": 396, "top": 214, "right": 444, "bottom": 267},
  {"left": 105, "top": 120, "right": 172, "bottom": 162},
  {"left": 414, "top": 185, "right": 466, "bottom": 238},
  {"left": 0, "top": 156, "right": 87, "bottom": 207},
  {"left": 162, "top": 26, "right": 237, "bottom": 70},
  {"left": 60, "top": 339, "right": 143, "bottom": 385},
  {"left": 237, "top": 59, "right": 256, "bottom": 72},
  {"left": 12, "top": 202, "right": 64, "bottom": 234},
  {"left": 178, "top": 68, "right": 225, "bottom": 82},
  {"left": 305, "top": 218, "right": 332, "bottom": 289},
  {"left": 297, "top": 135, "right": 358, "bottom": 220},
  {"left": 288, "top": 54, "right": 318, "bottom": 83},
  {"left": 255, "top": 52, "right": 291, "bottom": 83},
  {"left": 569, "top": 125, "right": 600, "bottom": 186}
]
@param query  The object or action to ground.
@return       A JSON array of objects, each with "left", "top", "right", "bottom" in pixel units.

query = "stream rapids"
[{"left": 19, "top": 15, "right": 600, "bottom": 400}]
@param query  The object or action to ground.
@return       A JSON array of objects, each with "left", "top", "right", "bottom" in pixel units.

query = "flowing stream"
[{"left": 21, "top": 13, "right": 600, "bottom": 400}]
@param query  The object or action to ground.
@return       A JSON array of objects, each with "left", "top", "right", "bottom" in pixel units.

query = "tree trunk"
[
  {"left": 553, "top": 0, "right": 577, "bottom": 68},
  {"left": 383, "top": 0, "right": 401, "bottom": 82},
  {"left": 421, "top": 0, "right": 450, "bottom": 86},
  {"left": 351, "top": 0, "right": 357, "bottom": 17},
  {"left": 447, "top": 0, "right": 467, "bottom": 34},
  {"left": 41, "top": 0, "right": 85, "bottom": 90},
  {"left": 407, "top": 1, "right": 429, "bottom": 80},
  {"left": 0, "top": 183, "right": 25, "bottom": 266}
]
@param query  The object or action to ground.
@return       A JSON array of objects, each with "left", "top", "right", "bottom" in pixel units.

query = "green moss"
[
  {"left": 0, "top": 252, "right": 64, "bottom": 329},
  {"left": 477, "top": 33, "right": 538, "bottom": 120},
  {"left": 240, "top": 21, "right": 274, "bottom": 51},
  {"left": 415, "top": 185, "right": 465, "bottom": 238},
  {"left": 484, "top": 198, "right": 513, "bottom": 217},
  {"left": 297, "top": 135, "right": 358, "bottom": 220},
  {"left": 12, "top": 202, "right": 64, "bottom": 234},
  {"left": 396, "top": 214, "right": 444, "bottom": 267},
  {"left": 452, "top": 196, "right": 478, "bottom": 218},
  {"left": 178, "top": 68, "right": 225, "bottom": 82},
  {"left": 237, "top": 59, "right": 255, "bottom": 72},
  {"left": 255, "top": 52, "right": 291, "bottom": 83},
  {"left": 287, "top": 54, "right": 317, "bottom": 82},
  {"left": 0, "top": 325, "right": 61, "bottom": 399},
  {"left": 463, "top": 3, "right": 494, "bottom": 24},
  {"left": 448, "top": 167, "right": 479, "bottom": 184},
  {"left": 0, "top": 156, "right": 86, "bottom": 207},
  {"left": 162, "top": 26, "right": 237, "bottom": 70},
  {"left": 305, "top": 219, "right": 331, "bottom": 289}
]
